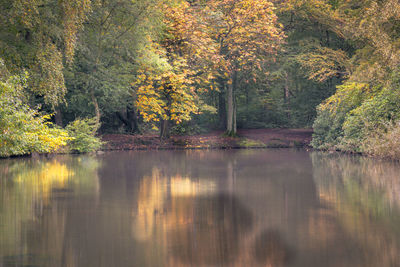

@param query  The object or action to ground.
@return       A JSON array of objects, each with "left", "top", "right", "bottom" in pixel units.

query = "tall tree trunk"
[
  {"left": 127, "top": 106, "right": 140, "bottom": 133},
  {"left": 160, "top": 89, "right": 172, "bottom": 140},
  {"left": 218, "top": 90, "right": 227, "bottom": 129},
  {"left": 226, "top": 72, "right": 237, "bottom": 136},
  {"left": 54, "top": 106, "right": 63, "bottom": 126},
  {"left": 284, "top": 71, "right": 291, "bottom": 121},
  {"left": 159, "top": 119, "right": 170, "bottom": 140},
  {"left": 233, "top": 90, "right": 237, "bottom": 134},
  {"left": 90, "top": 87, "right": 101, "bottom": 124},
  {"left": 226, "top": 81, "right": 234, "bottom": 135}
]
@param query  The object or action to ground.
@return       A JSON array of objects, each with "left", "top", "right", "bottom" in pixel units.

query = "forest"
[{"left": 1, "top": 0, "right": 400, "bottom": 159}]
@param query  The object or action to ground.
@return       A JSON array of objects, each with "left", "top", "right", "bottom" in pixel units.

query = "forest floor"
[{"left": 101, "top": 128, "right": 313, "bottom": 150}]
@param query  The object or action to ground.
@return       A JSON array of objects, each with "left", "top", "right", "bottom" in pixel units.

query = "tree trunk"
[
  {"left": 226, "top": 82, "right": 234, "bottom": 135},
  {"left": 159, "top": 119, "right": 170, "bottom": 140},
  {"left": 218, "top": 90, "right": 227, "bottom": 129},
  {"left": 90, "top": 87, "right": 101, "bottom": 124},
  {"left": 226, "top": 72, "right": 237, "bottom": 136},
  {"left": 233, "top": 90, "right": 237, "bottom": 134},
  {"left": 116, "top": 106, "right": 140, "bottom": 134},
  {"left": 54, "top": 106, "right": 63, "bottom": 126},
  {"left": 284, "top": 71, "right": 291, "bottom": 121},
  {"left": 126, "top": 106, "right": 140, "bottom": 133}
]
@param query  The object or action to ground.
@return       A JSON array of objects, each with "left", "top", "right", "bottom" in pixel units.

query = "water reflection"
[
  {"left": 253, "top": 230, "right": 293, "bottom": 266},
  {"left": 1, "top": 150, "right": 400, "bottom": 266},
  {"left": 311, "top": 152, "right": 400, "bottom": 266},
  {"left": 167, "top": 194, "right": 253, "bottom": 265},
  {"left": 0, "top": 156, "right": 100, "bottom": 267},
  {"left": 132, "top": 169, "right": 218, "bottom": 241}
]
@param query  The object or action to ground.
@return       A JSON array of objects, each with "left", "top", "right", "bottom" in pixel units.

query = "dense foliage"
[
  {"left": 66, "top": 118, "right": 103, "bottom": 153},
  {"left": 309, "top": 0, "right": 400, "bottom": 158},
  {"left": 0, "top": 0, "right": 399, "bottom": 158},
  {"left": 0, "top": 71, "right": 69, "bottom": 157}
]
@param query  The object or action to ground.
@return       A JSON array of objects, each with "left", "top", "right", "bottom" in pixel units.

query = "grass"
[{"left": 238, "top": 138, "right": 267, "bottom": 148}]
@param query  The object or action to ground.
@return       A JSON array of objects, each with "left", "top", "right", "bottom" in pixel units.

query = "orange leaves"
[
  {"left": 204, "top": 0, "right": 285, "bottom": 75},
  {"left": 134, "top": 65, "right": 199, "bottom": 125},
  {"left": 133, "top": 0, "right": 285, "bottom": 128}
]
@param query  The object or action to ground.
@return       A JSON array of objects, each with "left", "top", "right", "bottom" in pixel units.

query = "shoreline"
[
  {"left": 101, "top": 128, "right": 313, "bottom": 151},
  {"left": 0, "top": 128, "right": 314, "bottom": 159}
]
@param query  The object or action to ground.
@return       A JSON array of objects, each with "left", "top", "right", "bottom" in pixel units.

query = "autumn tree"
[
  {"left": 134, "top": 62, "right": 200, "bottom": 139},
  {"left": 0, "top": 0, "right": 92, "bottom": 108},
  {"left": 134, "top": 1, "right": 217, "bottom": 139},
  {"left": 291, "top": 0, "right": 400, "bottom": 155},
  {"left": 280, "top": 0, "right": 400, "bottom": 85},
  {"left": 63, "top": 0, "right": 163, "bottom": 129},
  {"left": 204, "top": 0, "right": 285, "bottom": 135}
]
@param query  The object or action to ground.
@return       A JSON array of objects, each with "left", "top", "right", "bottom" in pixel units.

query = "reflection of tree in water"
[
  {"left": 130, "top": 167, "right": 255, "bottom": 265},
  {"left": 311, "top": 152, "right": 400, "bottom": 266},
  {"left": 0, "top": 156, "right": 100, "bottom": 267},
  {"left": 253, "top": 230, "right": 293, "bottom": 267},
  {"left": 167, "top": 194, "right": 253, "bottom": 265}
]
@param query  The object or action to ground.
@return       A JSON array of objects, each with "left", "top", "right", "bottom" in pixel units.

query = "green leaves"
[
  {"left": 0, "top": 75, "right": 70, "bottom": 157},
  {"left": 66, "top": 117, "right": 103, "bottom": 153}
]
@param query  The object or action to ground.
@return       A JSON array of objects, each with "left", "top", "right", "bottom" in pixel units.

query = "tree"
[
  {"left": 204, "top": 0, "right": 285, "bottom": 135},
  {"left": 134, "top": 62, "right": 199, "bottom": 139},
  {"left": 281, "top": 0, "right": 400, "bottom": 85},
  {"left": 0, "top": 0, "right": 92, "bottom": 107},
  {"left": 63, "top": 0, "right": 163, "bottom": 128},
  {"left": 296, "top": 0, "right": 400, "bottom": 155},
  {"left": 0, "top": 65, "right": 69, "bottom": 157},
  {"left": 133, "top": 1, "right": 217, "bottom": 139}
]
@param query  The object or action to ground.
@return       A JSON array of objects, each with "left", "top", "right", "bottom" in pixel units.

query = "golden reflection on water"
[
  {"left": 2, "top": 151, "right": 400, "bottom": 266},
  {"left": 0, "top": 156, "right": 100, "bottom": 266},
  {"left": 129, "top": 155, "right": 292, "bottom": 266},
  {"left": 132, "top": 168, "right": 217, "bottom": 241},
  {"left": 14, "top": 160, "right": 74, "bottom": 202}
]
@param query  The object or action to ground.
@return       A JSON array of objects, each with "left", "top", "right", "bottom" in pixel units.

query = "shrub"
[
  {"left": 311, "top": 82, "right": 374, "bottom": 150},
  {"left": 312, "top": 68, "right": 400, "bottom": 156},
  {"left": 66, "top": 118, "right": 103, "bottom": 153},
  {"left": 363, "top": 121, "right": 400, "bottom": 160},
  {"left": 0, "top": 75, "right": 70, "bottom": 157},
  {"left": 340, "top": 87, "right": 400, "bottom": 152},
  {"left": 311, "top": 107, "right": 346, "bottom": 150}
]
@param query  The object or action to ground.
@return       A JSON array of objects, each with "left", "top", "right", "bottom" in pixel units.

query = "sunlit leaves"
[
  {"left": 0, "top": 0, "right": 93, "bottom": 107},
  {"left": 66, "top": 117, "right": 103, "bottom": 153},
  {"left": 283, "top": 0, "right": 400, "bottom": 85},
  {"left": 32, "top": 43, "right": 66, "bottom": 107},
  {"left": 60, "top": 0, "right": 92, "bottom": 64},
  {"left": 297, "top": 45, "right": 350, "bottom": 82},
  {"left": 134, "top": 63, "right": 199, "bottom": 125},
  {"left": 0, "top": 74, "right": 70, "bottom": 157},
  {"left": 206, "top": 0, "right": 285, "bottom": 73}
]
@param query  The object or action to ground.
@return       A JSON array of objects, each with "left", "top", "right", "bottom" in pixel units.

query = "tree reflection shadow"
[
  {"left": 168, "top": 194, "right": 253, "bottom": 265},
  {"left": 253, "top": 230, "right": 293, "bottom": 267}
]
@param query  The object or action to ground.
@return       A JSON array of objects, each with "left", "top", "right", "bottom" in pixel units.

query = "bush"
[
  {"left": 363, "top": 121, "right": 400, "bottom": 159},
  {"left": 311, "top": 107, "right": 345, "bottom": 150},
  {"left": 311, "top": 82, "right": 374, "bottom": 150},
  {"left": 0, "top": 75, "right": 70, "bottom": 157},
  {"left": 340, "top": 87, "right": 400, "bottom": 152},
  {"left": 311, "top": 68, "right": 400, "bottom": 156},
  {"left": 66, "top": 118, "right": 103, "bottom": 153}
]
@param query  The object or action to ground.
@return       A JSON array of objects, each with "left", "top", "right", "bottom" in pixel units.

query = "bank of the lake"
[{"left": 101, "top": 128, "right": 313, "bottom": 150}]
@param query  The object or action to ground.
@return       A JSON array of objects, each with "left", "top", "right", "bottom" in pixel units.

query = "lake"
[{"left": 1, "top": 150, "right": 400, "bottom": 267}]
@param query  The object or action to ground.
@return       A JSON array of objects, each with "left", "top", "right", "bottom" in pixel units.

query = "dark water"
[{"left": 1, "top": 150, "right": 400, "bottom": 267}]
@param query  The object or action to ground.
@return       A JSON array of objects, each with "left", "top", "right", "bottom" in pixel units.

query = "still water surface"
[{"left": 1, "top": 150, "right": 400, "bottom": 267}]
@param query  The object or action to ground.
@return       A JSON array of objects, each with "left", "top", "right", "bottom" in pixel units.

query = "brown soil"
[{"left": 101, "top": 128, "right": 313, "bottom": 151}]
